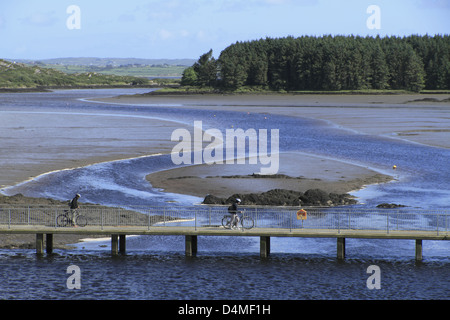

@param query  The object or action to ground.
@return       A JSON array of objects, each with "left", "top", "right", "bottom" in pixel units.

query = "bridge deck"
[{"left": 1, "top": 224, "right": 448, "bottom": 240}]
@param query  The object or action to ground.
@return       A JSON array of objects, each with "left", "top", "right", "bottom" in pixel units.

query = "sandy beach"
[{"left": 1, "top": 91, "right": 449, "bottom": 248}]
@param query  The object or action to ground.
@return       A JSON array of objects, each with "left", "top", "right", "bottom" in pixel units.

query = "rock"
[
  {"left": 376, "top": 203, "right": 407, "bottom": 209},
  {"left": 202, "top": 188, "right": 357, "bottom": 207},
  {"left": 300, "top": 189, "right": 330, "bottom": 206},
  {"left": 203, "top": 194, "right": 226, "bottom": 205}
]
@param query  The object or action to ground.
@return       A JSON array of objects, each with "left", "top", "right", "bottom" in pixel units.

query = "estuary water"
[{"left": 0, "top": 88, "right": 448, "bottom": 301}]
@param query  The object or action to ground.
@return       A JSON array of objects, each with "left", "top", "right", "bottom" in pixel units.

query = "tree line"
[{"left": 182, "top": 35, "right": 450, "bottom": 92}]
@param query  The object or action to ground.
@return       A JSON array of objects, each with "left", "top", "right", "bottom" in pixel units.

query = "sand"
[
  {"left": 146, "top": 152, "right": 393, "bottom": 198},
  {"left": 98, "top": 93, "right": 450, "bottom": 149},
  {"left": 0, "top": 111, "right": 192, "bottom": 188}
]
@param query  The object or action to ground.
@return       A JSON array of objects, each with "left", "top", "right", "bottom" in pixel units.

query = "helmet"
[
  {"left": 236, "top": 198, "right": 241, "bottom": 203},
  {"left": 76, "top": 193, "right": 81, "bottom": 198}
]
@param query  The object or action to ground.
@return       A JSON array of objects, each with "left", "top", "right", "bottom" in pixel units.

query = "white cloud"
[
  {"left": 158, "top": 29, "right": 174, "bottom": 40},
  {"left": 180, "top": 29, "right": 190, "bottom": 37}
]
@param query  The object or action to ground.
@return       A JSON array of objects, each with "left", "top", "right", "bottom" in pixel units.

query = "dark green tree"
[
  {"left": 193, "top": 49, "right": 218, "bottom": 87},
  {"left": 184, "top": 35, "right": 449, "bottom": 92},
  {"left": 181, "top": 66, "right": 198, "bottom": 86}
]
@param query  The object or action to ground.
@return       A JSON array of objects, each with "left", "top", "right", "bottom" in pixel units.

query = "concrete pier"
[
  {"left": 337, "top": 237, "right": 346, "bottom": 260},
  {"left": 415, "top": 239, "right": 423, "bottom": 261},
  {"left": 36, "top": 234, "right": 44, "bottom": 255},
  {"left": 111, "top": 234, "right": 119, "bottom": 255},
  {"left": 185, "top": 235, "right": 198, "bottom": 256},
  {"left": 46, "top": 234, "right": 53, "bottom": 254},
  {"left": 260, "top": 236, "right": 271, "bottom": 258},
  {"left": 119, "top": 235, "right": 126, "bottom": 254}
]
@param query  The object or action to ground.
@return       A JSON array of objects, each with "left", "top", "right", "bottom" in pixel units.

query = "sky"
[{"left": 0, "top": 0, "right": 449, "bottom": 60}]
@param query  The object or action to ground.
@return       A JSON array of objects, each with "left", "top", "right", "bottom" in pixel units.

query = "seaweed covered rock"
[
  {"left": 203, "top": 189, "right": 357, "bottom": 207},
  {"left": 376, "top": 203, "right": 407, "bottom": 208}
]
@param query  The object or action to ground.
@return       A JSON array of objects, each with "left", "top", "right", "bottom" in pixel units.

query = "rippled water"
[
  {"left": 0, "top": 89, "right": 448, "bottom": 300},
  {"left": 1, "top": 245, "right": 449, "bottom": 300}
]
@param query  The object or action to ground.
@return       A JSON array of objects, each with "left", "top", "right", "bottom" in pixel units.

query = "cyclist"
[
  {"left": 68, "top": 193, "right": 81, "bottom": 227},
  {"left": 229, "top": 198, "right": 242, "bottom": 230}
]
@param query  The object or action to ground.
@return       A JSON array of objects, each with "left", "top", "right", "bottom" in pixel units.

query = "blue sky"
[{"left": 1, "top": 0, "right": 449, "bottom": 60}]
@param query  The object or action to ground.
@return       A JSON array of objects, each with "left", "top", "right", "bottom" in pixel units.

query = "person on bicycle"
[
  {"left": 69, "top": 193, "right": 81, "bottom": 226},
  {"left": 229, "top": 198, "right": 242, "bottom": 229}
]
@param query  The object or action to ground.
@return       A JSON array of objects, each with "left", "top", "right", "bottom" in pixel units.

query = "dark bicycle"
[{"left": 56, "top": 209, "right": 87, "bottom": 227}]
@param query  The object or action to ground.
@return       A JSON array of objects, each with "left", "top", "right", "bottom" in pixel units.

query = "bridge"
[{"left": 1, "top": 206, "right": 448, "bottom": 261}]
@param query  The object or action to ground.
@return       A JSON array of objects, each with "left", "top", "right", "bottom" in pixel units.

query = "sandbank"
[
  {"left": 0, "top": 111, "right": 191, "bottom": 189},
  {"left": 147, "top": 152, "right": 393, "bottom": 198},
  {"left": 97, "top": 93, "right": 450, "bottom": 149}
]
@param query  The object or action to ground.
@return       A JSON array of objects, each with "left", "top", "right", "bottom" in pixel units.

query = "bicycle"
[
  {"left": 222, "top": 211, "right": 254, "bottom": 230},
  {"left": 56, "top": 209, "right": 87, "bottom": 227}
]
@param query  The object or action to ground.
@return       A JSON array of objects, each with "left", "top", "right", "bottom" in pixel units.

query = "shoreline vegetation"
[
  {"left": 136, "top": 86, "right": 450, "bottom": 100},
  {"left": 0, "top": 58, "right": 164, "bottom": 90},
  {"left": 2, "top": 36, "right": 449, "bottom": 95},
  {"left": 180, "top": 35, "right": 450, "bottom": 93}
]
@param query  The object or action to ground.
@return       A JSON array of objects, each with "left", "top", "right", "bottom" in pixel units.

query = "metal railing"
[{"left": 0, "top": 206, "right": 449, "bottom": 235}]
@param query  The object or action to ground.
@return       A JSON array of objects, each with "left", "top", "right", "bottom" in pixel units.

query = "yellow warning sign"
[{"left": 296, "top": 209, "right": 307, "bottom": 220}]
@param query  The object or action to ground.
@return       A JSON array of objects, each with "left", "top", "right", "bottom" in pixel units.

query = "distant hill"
[
  {"left": 14, "top": 57, "right": 196, "bottom": 67},
  {"left": 10, "top": 57, "right": 194, "bottom": 78},
  {"left": 0, "top": 59, "right": 150, "bottom": 89}
]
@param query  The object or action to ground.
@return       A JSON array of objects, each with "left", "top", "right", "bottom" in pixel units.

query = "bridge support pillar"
[
  {"left": 119, "top": 235, "right": 126, "bottom": 254},
  {"left": 185, "top": 235, "right": 197, "bottom": 256},
  {"left": 36, "top": 234, "right": 44, "bottom": 255},
  {"left": 46, "top": 234, "right": 53, "bottom": 254},
  {"left": 111, "top": 234, "right": 119, "bottom": 255},
  {"left": 337, "top": 237, "right": 346, "bottom": 260},
  {"left": 415, "top": 239, "right": 423, "bottom": 261},
  {"left": 260, "top": 236, "right": 270, "bottom": 258}
]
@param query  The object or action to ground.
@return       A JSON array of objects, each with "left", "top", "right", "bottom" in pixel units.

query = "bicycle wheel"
[
  {"left": 76, "top": 215, "right": 87, "bottom": 227},
  {"left": 222, "top": 216, "right": 231, "bottom": 229},
  {"left": 241, "top": 216, "right": 254, "bottom": 229},
  {"left": 56, "top": 214, "right": 70, "bottom": 227}
]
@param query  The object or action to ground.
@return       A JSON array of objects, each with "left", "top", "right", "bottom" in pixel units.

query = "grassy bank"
[
  {"left": 0, "top": 59, "right": 150, "bottom": 89},
  {"left": 42, "top": 64, "right": 187, "bottom": 78},
  {"left": 142, "top": 85, "right": 450, "bottom": 96}
]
